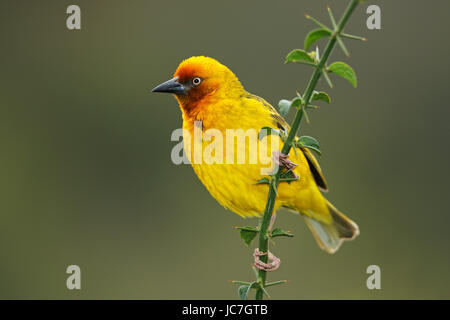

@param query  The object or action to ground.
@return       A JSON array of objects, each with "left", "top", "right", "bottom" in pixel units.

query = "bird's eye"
[{"left": 192, "top": 77, "right": 202, "bottom": 86}]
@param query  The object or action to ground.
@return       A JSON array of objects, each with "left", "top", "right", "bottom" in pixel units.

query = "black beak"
[{"left": 151, "top": 76, "right": 186, "bottom": 95}]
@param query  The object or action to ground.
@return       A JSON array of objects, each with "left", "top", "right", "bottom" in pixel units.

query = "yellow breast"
[{"left": 180, "top": 93, "right": 329, "bottom": 220}]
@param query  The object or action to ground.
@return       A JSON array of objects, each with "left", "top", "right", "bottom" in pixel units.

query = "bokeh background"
[{"left": 1, "top": 0, "right": 449, "bottom": 299}]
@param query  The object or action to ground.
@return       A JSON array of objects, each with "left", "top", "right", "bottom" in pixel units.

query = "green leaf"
[
  {"left": 280, "top": 169, "right": 296, "bottom": 179},
  {"left": 255, "top": 177, "right": 270, "bottom": 185},
  {"left": 279, "top": 169, "right": 299, "bottom": 183},
  {"left": 328, "top": 62, "right": 357, "bottom": 88},
  {"left": 258, "top": 127, "right": 281, "bottom": 140},
  {"left": 235, "top": 226, "right": 259, "bottom": 232},
  {"left": 238, "top": 282, "right": 258, "bottom": 300},
  {"left": 238, "top": 285, "right": 251, "bottom": 300},
  {"left": 271, "top": 228, "right": 294, "bottom": 238},
  {"left": 311, "top": 91, "right": 331, "bottom": 103},
  {"left": 290, "top": 96, "right": 303, "bottom": 108},
  {"left": 285, "top": 49, "right": 315, "bottom": 64},
  {"left": 304, "top": 28, "right": 331, "bottom": 51},
  {"left": 297, "top": 136, "right": 321, "bottom": 155},
  {"left": 278, "top": 99, "right": 291, "bottom": 118},
  {"left": 235, "top": 226, "right": 259, "bottom": 246}
]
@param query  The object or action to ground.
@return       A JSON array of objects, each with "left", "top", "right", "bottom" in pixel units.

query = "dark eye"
[{"left": 192, "top": 77, "right": 202, "bottom": 86}]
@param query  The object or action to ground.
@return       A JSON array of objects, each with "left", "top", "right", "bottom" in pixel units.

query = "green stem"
[{"left": 254, "top": 0, "right": 360, "bottom": 300}]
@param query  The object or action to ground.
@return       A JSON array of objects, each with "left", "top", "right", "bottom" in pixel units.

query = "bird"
[{"left": 152, "top": 56, "right": 359, "bottom": 269}]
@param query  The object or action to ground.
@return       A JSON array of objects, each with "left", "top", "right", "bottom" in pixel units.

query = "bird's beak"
[{"left": 151, "top": 76, "right": 186, "bottom": 95}]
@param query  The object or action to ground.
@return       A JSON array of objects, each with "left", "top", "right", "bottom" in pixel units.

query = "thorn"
[
  {"left": 337, "top": 36, "right": 349, "bottom": 56},
  {"left": 303, "top": 109, "right": 311, "bottom": 124},
  {"left": 341, "top": 33, "right": 367, "bottom": 42},
  {"left": 305, "top": 13, "right": 310, "bottom": 19}
]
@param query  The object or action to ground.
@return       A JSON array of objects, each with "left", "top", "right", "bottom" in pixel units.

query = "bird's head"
[{"left": 152, "top": 56, "right": 244, "bottom": 112}]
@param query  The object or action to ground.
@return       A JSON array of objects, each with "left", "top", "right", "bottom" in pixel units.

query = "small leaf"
[
  {"left": 271, "top": 228, "right": 294, "bottom": 238},
  {"left": 235, "top": 226, "right": 259, "bottom": 232},
  {"left": 255, "top": 177, "right": 270, "bottom": 185},
  {"left": 238, "top": 285, "right": 251, "bottom": 300},
  {"left": 328, "top": 62, "right": 357, "bottom": 88},
  {"left": 235, "top": 226, "right": 259, "bottom": 246},
  {"left": 280, "top": 170, "right": 298, "bottom": 183},
  {"left": 259, "top": 127, "right": 281, "bottom": 140},
  {"left": 280, "top": 169, "right": 296, "bottom": 179},
  {"left": 290, "top": 96, "right": 303, "bottom": 108},
  {"left": 304, "top": 28, "right": 331, "bottom": 51},
  {"left": 297, "top": 136, "right": 321, "bottom": 155},
  {"left": 285, "top": 49, "right": 315, "bottom": 64},
  {"left": 280, "top": 169, "right": 298, "bottom": 183},
  {"left": 311, "top": 91, "right": 331, "bottom": 103},
  {"left": 278, "top": 99, "right": 291, "bottom": 118},
  {"left": 238, "top": 282, "right": 257, "bottom": 300}
]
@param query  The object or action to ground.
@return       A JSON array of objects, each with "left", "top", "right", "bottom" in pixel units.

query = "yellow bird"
[{"left": 152, "top": 56, "right": 359, "bottom": 258}]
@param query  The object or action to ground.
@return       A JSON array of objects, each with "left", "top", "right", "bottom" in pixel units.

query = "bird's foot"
[
  {"left": 272, "top": 151, "right": 298, "bottom": 172},
  {"left": 253, "top": 248, "right": 281, "bottom": 272}
]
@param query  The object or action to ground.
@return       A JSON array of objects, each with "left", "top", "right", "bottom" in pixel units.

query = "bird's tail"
[{"left": 303, "top": 200, "right": 359, "bottom": 254}]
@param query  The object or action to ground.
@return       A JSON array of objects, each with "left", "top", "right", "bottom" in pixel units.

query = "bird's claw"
[
  {"left": 272, "top": 151, "right": 298, "bottom": 171},
  {"left": 253, "top": 248, "right": 281, "bottom": 272}
]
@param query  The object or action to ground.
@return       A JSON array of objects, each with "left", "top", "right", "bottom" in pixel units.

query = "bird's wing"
[
  {"left": 246, "top": 93, "right": 328, "bottom": 191},
  {"left": 299, "top": 147, "right": 328, "bottom": 191},
  {"left": 245, "top": 93, "right": 289, "bottom": 129}
]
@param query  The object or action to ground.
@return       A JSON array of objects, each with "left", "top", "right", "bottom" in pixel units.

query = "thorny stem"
[{"left": 254, "top": 0, "right": 361, "bottom": 300}]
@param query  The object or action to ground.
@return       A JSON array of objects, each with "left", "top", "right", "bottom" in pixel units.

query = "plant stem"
[{"left": 254, "top": 0, "right": 360, "bottom": 300}]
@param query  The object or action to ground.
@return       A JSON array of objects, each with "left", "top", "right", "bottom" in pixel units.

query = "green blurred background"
[{"left": 1, "top": 0, "right": 449, "bottom": 299}]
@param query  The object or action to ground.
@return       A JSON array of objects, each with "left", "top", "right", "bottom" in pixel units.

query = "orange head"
[{"left": 152, "top": 56, "right": 244, "bottom": 113}]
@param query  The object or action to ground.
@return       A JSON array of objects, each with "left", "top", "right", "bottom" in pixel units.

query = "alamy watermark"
[
  {"left": 66, "top": 265, "right": 81, "bottom": 290},
  {"left": 366, "top": 265, "right": 381, "bottom": 290},
  {"left": 170, "top": 121, "right": 280, "bottom": 175}
]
